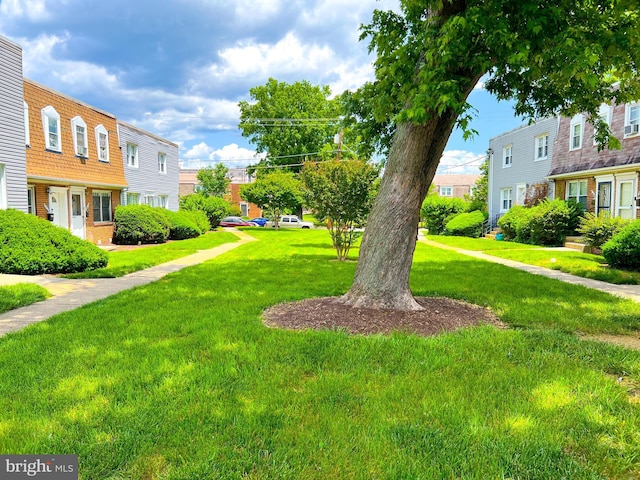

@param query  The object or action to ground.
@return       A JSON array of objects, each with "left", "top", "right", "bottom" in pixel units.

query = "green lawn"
[
  {"left": 427, "top": 235, "right": 640, "bottom": 285},
  {"left": 65, "top": 230, "right": 238, "bottom": 278},
  {"left": 1, "top": 229, "right": 639, "bottom": 478},
  {"left": 0, "top": 283, "right": 50, "bottom": 314}
]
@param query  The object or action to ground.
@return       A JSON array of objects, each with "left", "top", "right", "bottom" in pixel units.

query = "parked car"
[
  {"left": 266, "top": 215, "right": 314, "bottom": 229},
  {"left": 250, "top": 217, "right": 269, "bottom": 227},
  {"left": 219, "top": 216, "right": 257, "bottom": 227}
]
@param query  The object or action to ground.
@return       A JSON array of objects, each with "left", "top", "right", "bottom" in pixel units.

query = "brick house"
[
  {"left": 431, "top": 174, "right": 480, "bottom": 199},
  {"left": 23, "top": 79, "right": 127, "bottom": 244},
  {"left": 548, "top": 102, "right": 640, "bottom": 220}
]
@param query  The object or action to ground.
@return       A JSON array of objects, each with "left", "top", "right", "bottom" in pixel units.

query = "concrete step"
[
  {"left": 565, "top": 235, "right": 584, "bottom": 243},
  {"left": 564, "top": 241, "right": 589, "bottom": 253},
  {"left": 485, "top": 234, "right": 496, "bottom": 240}
]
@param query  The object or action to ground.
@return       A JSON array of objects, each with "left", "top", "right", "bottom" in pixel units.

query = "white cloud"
[
  {"left": 234, "top": 0, "right": 282, "bottom": 20},
  {"left": 180, "top": 143, "right": 264, "bottom": 170},
  {"left": 437, "top": 150, "right": 484, "bottom": 174},
  {"left": 0, "top": 0, "right": 48, "bottom": 22}
]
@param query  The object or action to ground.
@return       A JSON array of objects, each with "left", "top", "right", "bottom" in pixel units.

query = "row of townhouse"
[
  {"left": 0, "top": 35, "right": 179, "bottom": 244},
  {"left": 488, "top": 100, "right": 640, "bottom": 226}
]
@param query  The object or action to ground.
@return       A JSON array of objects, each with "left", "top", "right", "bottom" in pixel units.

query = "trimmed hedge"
[
  {"left": 0, "top": 209, "right": 108, "bottom": 274},
  {"left": 445, "top": 211, "right": 485, "bottom": 237},
  {"left": 113, "top": 205, "right": 171, "bottom": 245},
  {"left": 421, "top": 196, "right": 469, "bottom": 235},
  {"left": 180, "top": 194, "right": 230, "bottom": 229},
  {"left": 161, "top": 210, "right": 203, "bottom": 240},
  {"left": 602, "top": 220, "right": 640, "bottom": 271},
  {"left": 181, "top": 210, "right": 210, "bottom": 234}
]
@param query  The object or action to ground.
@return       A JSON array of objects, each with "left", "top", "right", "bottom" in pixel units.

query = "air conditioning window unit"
[{"left": 625, "top": 124, "right": 640, "bottom": 135}]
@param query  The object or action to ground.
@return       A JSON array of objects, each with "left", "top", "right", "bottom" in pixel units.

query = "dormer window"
[
  {"left": 95, "top": 124, "right": 109, "bottom": 162},
  {"left": 71, "top": 116, "right": 88, "bottom": 157},
  {"left": 41, "top": 106, "right": 61, "bottom": 152},
  {"left": 570, "top": 115, "right": 584, "bottom": 150}
]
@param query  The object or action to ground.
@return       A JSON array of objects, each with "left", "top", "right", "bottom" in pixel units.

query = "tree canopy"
[
  {"left": 239, "top": 172, "right": 302, "bottom": 228},
  {"left": 238, "top": 78, "right": 342, "bottom": 172},
  {"left": 341, "top": 0, "right": 640, "bottom": 311},
  {"left": 301, "top": 160, "right": 380, "bottom": 261},
  {"left": 196, "top": 163, "right": 230, "bottom": 198}
]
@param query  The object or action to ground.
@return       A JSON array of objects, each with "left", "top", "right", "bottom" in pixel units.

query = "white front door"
[
  {"left": 70, "top": 188, "right": 86, "bottom": 239},
  {"left": 616, "top": 177, "right": 636, "bottom": 220},
  {"left": 48, "top": 187, "right": 69, "bottom": 229}
]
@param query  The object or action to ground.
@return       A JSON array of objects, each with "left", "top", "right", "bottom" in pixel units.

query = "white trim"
[
  {"left": 126, "top": 143, "right": 139, "bottom": 168},
  {"left": 95, "top": 124, "right": 110, "bottom": 162},
  {"left": 158, "top": 152, "right": 167, "bottom": 174},
  {"left": 624, "top": 103, "right": 640, "bottom": 138},
  {"left": 27, "top": 185, "right": 36, "bottom": 214},
  {"left": 515, "top": 183, "right": 527, "bottom": 206},
  {"left": 41, "top": 105, "right": 61, "bottom": 152},
  {"left": 92, "top": 190, "right": 113, "bottom": 223},
  {"left": 534, "top": 134, "right": 548, "bottom": 161},
  {"left": 70, "top": 116, "right": 89, "bottom": 157},
  {"left": 502, "top": 145, "right": 512, "bottom": 168},
  {"left": 24, "top": 101, "right": 30, "bottom": 147},
  {"left": 500, "top": 187, "right": 512, "bottom": 212},
  {"left": 569, "top": 114, "right": 584, "bottom": 151},
  {"left": 439, "top": 186, "right": 453, "bottom": 197}
]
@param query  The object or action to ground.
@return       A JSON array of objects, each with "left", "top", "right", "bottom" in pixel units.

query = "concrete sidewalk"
[
  {"left": 418, "top": 237, "right": 640, "bottom": 303},
  {"left": 0, "top": 230, "right": 256, "bottom": 336}
]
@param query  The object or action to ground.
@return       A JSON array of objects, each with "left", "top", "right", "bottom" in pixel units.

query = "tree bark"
[{"left": 342, "top": 80, "right": 481, "bottom": 310}]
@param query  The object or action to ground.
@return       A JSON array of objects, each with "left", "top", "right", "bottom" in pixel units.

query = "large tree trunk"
[{"left": 342, "top": 80, "right": 481, "bottom": 310}]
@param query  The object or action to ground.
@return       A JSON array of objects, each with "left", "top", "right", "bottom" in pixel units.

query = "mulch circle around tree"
[{"left": 263, "top": 296, "right": 506, "bottom": 337}]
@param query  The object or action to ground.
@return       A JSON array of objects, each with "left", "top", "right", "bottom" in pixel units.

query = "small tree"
[
  {"left": 197, "top": 163, "right": 230, "bottom": 198},
  {"left": 468, "top": 156, "right": 488, "bottom": 214},
  {"left": 180, "top": 194, "right": 230, "bottom": 229},
  {"left": 301, "top": 160, "right": 380, "bottom": 261},
  {"left": 240, "top": 172, "right": 302, "bottom": 229}
]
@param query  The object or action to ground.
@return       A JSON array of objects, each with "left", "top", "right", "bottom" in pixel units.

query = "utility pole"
[{"left": 335, "top": 129, "right": 343, "bottom": 161}]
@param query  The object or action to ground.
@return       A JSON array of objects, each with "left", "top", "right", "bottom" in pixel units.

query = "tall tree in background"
[
  {"left": 196, "top": 163, "right": 230, "bottom": 198},
  {"left": 238, "top": 79, "right": 343, "bottom": 172},
  {"left": 240, "top": 172, "right": 303, "bottom": 229},
  {"left": 341, "top": 0, "right": 640, "bottom": 311}
]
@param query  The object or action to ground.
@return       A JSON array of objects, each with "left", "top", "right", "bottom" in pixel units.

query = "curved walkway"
[{"left": 0, "top": 230, "right": 256, "bottom": 337}]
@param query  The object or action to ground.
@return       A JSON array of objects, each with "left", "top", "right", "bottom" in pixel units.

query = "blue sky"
[{"left": 0, "top": 0, "right": 525, "bottom": 174}]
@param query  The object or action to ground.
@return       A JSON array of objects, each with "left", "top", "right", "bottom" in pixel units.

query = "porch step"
[
  {"left": 564, "top": 236, "right": 590, "bottom": 252},
  {"left": 485, "top": 227, "right": 502, "bottom": 240}
]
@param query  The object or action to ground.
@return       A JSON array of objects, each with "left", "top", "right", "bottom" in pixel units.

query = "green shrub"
[
  {"left": 602, "top": 220, "right": 640, "bottom": 271},
  {"left": 113, "top": 205, "right": 171, "bottom": 245},
  {"left": 444, "top": 211, "right": 486, "bottom": 237},
  {"left": 161, "top": 210, "right": 203, "bottom": 240},
  {"left": 566, "top": 199, "right": 586, "bottom": 234},
  {"left": 181, "top": 209, "right": 210, "bottom": 233},
  {"left": 578, "top": 212, "right": 631, "bottom": 249},
  {"left": 498, "top": 200, "right": 576, "bottom": 246},
  {"left": 228, "top": 205, "right": 243, "bottom": 217},
  {"left": 498, "top": 206, "right": 531, "bottom": 241},
  {"left": 421, "top": 196, "right": 469, "bottom": 235},
  {"left": 180, "top": 194, "right": 230, "bottom": 229},
  {"left": 527, "top": 199, "right": 573, "bottom": 246},
  {"left": 0, "top": 209, "right": 108, "bottom": 274}
]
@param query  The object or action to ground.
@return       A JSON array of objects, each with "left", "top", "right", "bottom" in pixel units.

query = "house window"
[
  {"left": 71, "top": 116, "right": 88, "bottom": 157},
  {"left": 157, "top": 195, "right": 168, "bottom": 208},
  {"left": 92, "top": 191, "right": 112, "bottom": 222},
  {"left": 625, "top": 103, "right": 640, "bottom": 137},
  {"left": 502, "top": 145, "right": 512, "bottom": 168},
  {"left": 27, "top": 186, "right": 36, "bottom": 214},
  {"left": 126, "top": 192, "right": 140, "bottom": 205},
  {"left": 500, "top": 188, "right": 512, "bottom": 212},
  {"left": 158, "top": 153, "right": 167, "bottom": 174},
  {"left": 24, "top": 102, "right": 30, "bottom": 146},
  {"left": 240, "top": 201, "right": 249, "bottom": 217},
  {"left": 126, "top": 143, "right": 138, "bottom": 168},
  {"left": 567, "top": 180, "right": 588, "bottom": 209},
  {"left": 594, "top": 104, "right": 612, "bottom": 145},
  {"left": 95, "top": 125, "right": 109, "bottom": 162},
  {"left": 570, "top": 115, "right": 583, "bottom": 150},
  {"left": 144, "top": 193, "right": 155, "bottom": 207},
  {"left": 41, "top": 106, "right": 61, "bottom": 152},
  {"left": 535, "top": 134, "right": 548, "bottom": 161},
  {"left": 439, "top": 186, "right": 453, "bottom": 197},
  {"left": 0, "top": 164, "right": 6, "bottom": 210},
  {"left": 515, "top": 183, "right": 527, "bottom": 206}
]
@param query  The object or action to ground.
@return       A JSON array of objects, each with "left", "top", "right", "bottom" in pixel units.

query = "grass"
[
  {"left": 427, "top": 235, "right": 640, "bottom": 285},
  {"left": 0, "top": 283, "right": 50, "bottom": 313},
  {"left": 64, "top": 230, "right": 238, "bottom": 278},
  {"left": 1, "top": 229, "right": 639, "bottom": 478}
]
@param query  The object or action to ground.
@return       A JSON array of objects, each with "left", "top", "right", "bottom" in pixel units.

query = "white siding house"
[
  {"left": 0, "top": 35, "right": 28, "bottom": 212},
  {"left": 118, "top": 121, "right": 179, "bottom": 211},
  {"left": 487, "top": 117, "right": 558, "bottom": 226}
]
